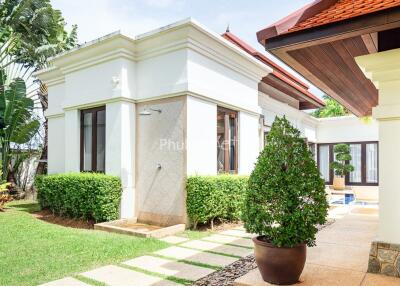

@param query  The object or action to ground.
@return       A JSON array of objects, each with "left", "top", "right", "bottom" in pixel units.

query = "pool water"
[{"left": 330, "top": 193, "right": 378, "bottom": 206}]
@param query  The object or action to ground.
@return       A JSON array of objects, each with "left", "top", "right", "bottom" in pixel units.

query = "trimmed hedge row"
[
  {"left": 35, "top": 173, "right": 122, "bottom": 222},
  {"left": 186, "top": 175, "right": 248, "bottom": 228}
]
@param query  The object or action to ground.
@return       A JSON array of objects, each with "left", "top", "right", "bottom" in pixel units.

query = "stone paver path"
[
  {"left": 180, "top": 240, "right": 253, "bottom": 257},
  {"left": 219, "top": 229, "right": 255, "bottom": 238},
  {"left": 81, "top": 265, "right": 180, "bottom": 286},
  {"left": 40, "top": 226, "right": 254, "bottom": 285},
  {"left": 203, "top": 234, "right": 254, "bottom": 248},
  {"left": 123, "top": 255, "right": 214, "bottom": 280},
  {"left": 40, "top": 277, "right": 90, "bottom": 286},
  {"left": 159, "top": 236, "right": 189, "bottom": 244},
  {"left": 155, "top": 246, "right": 237, "bottom": 267}
]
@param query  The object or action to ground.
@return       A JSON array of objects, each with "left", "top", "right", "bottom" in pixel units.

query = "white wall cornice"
[
  {"left": 35, "top": 18, "right": 272, "bottom": 84},
  {"left": 356, "top": 48, "right": 400, "bottom": 88}
]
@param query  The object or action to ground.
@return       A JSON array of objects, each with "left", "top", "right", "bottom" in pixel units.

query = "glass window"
[
  {"left": 83, "top": 113, "right": 92, "bottom": 171},
  {"left": 349, "top": 144, "right": 362, "bottom": 183},
  {"left": 217, "top": 107, "right": 238, "bottom": 173},
  {"left": 96, "top": 110, "right": 106, "bottom": 172},
  {"left": 319, "top": 145, "right": 330, "bottom": 182},
  {"left": 81, "top": 107, "right": 106, "bottom": 172},
  {"left": 366, "top": 143, "right": 378, "bottom": 183}
]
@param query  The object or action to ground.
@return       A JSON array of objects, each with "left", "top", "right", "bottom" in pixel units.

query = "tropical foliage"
[
  {"left": 0, "top": 0, "right": 77, "bottom": 70},
  {"left": 330, "top": 144, "right": 354, "bottom": 177},
  {"left": 0, "top": 70, "right": 40, "bottom": 180},
  {"left": 0, "top": 0, "right": 77, "bottom": 183},
  {"left": 243, "top": 117, "right": 329, "bottom": 247},
  {"left": 312, "top": 95, "right": 348, "bottom": 118}
]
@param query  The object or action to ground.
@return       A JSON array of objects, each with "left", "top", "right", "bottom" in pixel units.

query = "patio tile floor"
[{"left": 234, "top": 205, "right": 400, "bottom": 286}]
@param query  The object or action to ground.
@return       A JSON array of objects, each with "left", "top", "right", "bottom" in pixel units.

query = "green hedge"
[
  {"left": 186, "top": 175, "right": 248, "bottom": 228},
  {"left": 35, "top": 173, "right": 122, "bottom": 222}
]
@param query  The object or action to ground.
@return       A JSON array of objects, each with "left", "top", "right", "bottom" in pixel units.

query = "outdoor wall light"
[
  {"left": 139, "top": 107, "right": 162, "bottom": 116},
  {"left": 156, "top": 163, "right": 162, "bottom": 170}
]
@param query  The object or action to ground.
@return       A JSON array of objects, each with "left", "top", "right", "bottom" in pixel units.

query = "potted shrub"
[
  {"left": 330, "top": 144, "right": 354, "bottom": 190},
  {"left": 243, "top": 117, "right": 329, "bottom": 285}
]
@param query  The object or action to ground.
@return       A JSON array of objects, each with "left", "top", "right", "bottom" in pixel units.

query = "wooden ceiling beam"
[
  {"left": 361, "top": 33, "right": 378, "bottom": 54},
  {"left": 266, "top": 7, "right": 400, "bottom": 52}
]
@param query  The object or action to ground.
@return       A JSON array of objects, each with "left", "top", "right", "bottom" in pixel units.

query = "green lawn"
[{"left": 0, "top": 201, "right": 171, "bottom": 286}]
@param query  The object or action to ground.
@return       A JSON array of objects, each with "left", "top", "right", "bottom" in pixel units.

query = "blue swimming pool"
[{"left": 330, "top": 194, "right": 378, "bottom": 206}]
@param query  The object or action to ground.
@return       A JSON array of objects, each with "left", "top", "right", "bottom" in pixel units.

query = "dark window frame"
[
  {"left": 317, "top": 141, "right": 379, "bottom": 186},
  {"left": 217, "top": 106, "right": 238, "bottom": 174},
  {"left": 80, "top": 106, "right": 106, "bottom": 172}
]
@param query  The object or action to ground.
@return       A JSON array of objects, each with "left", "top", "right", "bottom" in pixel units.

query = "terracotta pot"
[
  {"left": 253, "top": 236, "right": 306, "bottom": 285},
  {"left": 333, "top": 176, "right": 345, "bottom": 190}
]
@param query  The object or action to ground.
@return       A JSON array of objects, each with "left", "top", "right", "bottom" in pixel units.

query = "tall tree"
[
  {"left": 0, "top": 0, "right": 77, "bottom": 180},
  {"left": 312, "top": 95, "right": 348, "bottom": 118}
]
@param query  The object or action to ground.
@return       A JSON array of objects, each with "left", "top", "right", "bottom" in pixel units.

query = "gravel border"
[{"left": 191, "top": 219, "right": 335, "bottom": 286}]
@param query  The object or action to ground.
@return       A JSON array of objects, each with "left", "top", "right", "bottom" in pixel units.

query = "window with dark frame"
[
  {"left": 217, "top": 107, "right": 238, "bottom": 174},
  {"left": 80, "top": 106, "right": 106, "bottom": 172},
  {"left": 317, "top": 142, "right": 379, "bottom": 186}
]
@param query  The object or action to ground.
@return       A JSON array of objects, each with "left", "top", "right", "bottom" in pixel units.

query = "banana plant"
[{"left": 0, "top": 69, "right": 40, "bottom": 180}]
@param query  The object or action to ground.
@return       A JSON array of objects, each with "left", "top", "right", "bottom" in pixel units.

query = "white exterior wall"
[
  {"left": 186, "top": 96, "right": 217, "bottom": 175},
  {"left": 47, "top": 116, "right": 65, "bottom": 174},
  {"left": 238, "top": 112, "right": 260, "bottom": 174},
  {"left": 64, "top": 109, "right": 80, "bottom": 172},
  {"left": 317, "top": 115, "right": 379, "bottom": 143},
  {"left": 258, "top": 92, "right": 318, "bottom": 143},
  {"left": 187, "top": 49, "right": 260, "bottom": 113},
  {"left": 136, "top": 50, "right": 188, "bottom": 99},
  {"left": 136, "top": 97, "right": 187, "bottom": 226},
  {"left": 106, "top": 101, "right": 136, "bottom": 218}
]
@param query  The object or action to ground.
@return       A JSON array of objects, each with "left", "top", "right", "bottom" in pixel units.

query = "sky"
[{"left": 51, "top": 0, "right": 323, "bottom": 98}]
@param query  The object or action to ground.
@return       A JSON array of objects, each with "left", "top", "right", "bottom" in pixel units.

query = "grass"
[{"left": 0, "top": 200, "right": 170, "bottom": 286}]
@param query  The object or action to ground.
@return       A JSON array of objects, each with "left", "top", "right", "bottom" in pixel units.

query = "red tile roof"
[
  {"left": 289, "top": 0, "right": 400, "bottom": 33},
  {"left": 222, "top": 31, "right": 325, "bottom": 107}
]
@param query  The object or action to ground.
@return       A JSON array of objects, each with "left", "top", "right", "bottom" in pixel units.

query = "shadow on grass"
[{"left": 7, "top": 200, "right": 41, "bottom": 213}]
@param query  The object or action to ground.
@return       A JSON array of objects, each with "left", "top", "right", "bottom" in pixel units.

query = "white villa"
[{"left": 35, "top": 18, "right": 379, "bottom": 227}]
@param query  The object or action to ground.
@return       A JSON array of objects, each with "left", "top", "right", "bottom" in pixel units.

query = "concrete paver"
[
  {"left": 154, "top": 246, "right": 237, "bottom": 267},
  {"left": 39, "top": 277, "right": 90, "bottom": 286},
  {"left": 81, "top": 265, "right": 180, "bottom": 286},
  {"left": 123, "top": 255, "right": 214, "bottom": 280},
  {"left": 159, "top": 236, "right": 189, "bottom": 244},
  {"left": 180, "top": 240, "right": 253, "bottom": 257},
  {"left": 203, "top": 234, "right": 254, "bottom": 248},
  {"left": 219, "top": 229, "right": 255, "bottom": 238}
]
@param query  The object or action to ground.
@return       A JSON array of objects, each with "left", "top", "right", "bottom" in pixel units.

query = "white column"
[
  {"left": 64, "top": 109, "right": 80, "bottom": 172},
  {"left": 238, "top": 111, "right": 260, "bottom": 175},
  {"left": 186, "top": 96, "right": 217, "bottom": 175},
  {"left": 356, "top": 48, "right": 400, "bottom": 244},
  {"left": 106, "top": 100, "right": 136, "bottom": 219}
]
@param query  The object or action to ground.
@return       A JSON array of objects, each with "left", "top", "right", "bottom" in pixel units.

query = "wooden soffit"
[{"left": 260, "top": 7, "right": 400, "bottom": 116}]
